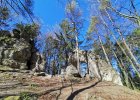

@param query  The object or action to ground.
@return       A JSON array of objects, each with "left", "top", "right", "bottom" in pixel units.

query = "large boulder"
[
  {"left": 2, "top": 59, "right": 27, "bottom": 69},
  {"left": 88, "top": 56, "right": 122, "bottom": 85},
  {"left": 98, "top": 60, "right": 123, "bottom": 85},
  {"left": 68, "top": 49, "right": 123, "bottom": 85},
  {"left": 2, "top": 59, "right": 20, "bottom": 69},
  {"left": 0, "top": 40, "right": 31, "bottom": 69},
  {"left": 0, "top": 30, "right": 45, "bottom": 70},
  {"left": 65, "top": 64, "right": 80, "bottom": 78},
  {"left": 88, "top": 57, "right": 101, "bottom": 79},
  {"left": 83, "top": 52, "right": 122, "bottom": 85},
  {"left": 68, "top": 50, "right": 87, "bottom": 67},
  {"left": 13, "top": 48, "right": 31, "bottom": 63}
]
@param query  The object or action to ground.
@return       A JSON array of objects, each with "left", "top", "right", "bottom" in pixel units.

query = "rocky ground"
[{"left": 0, "top": 70, "right": 140, "bottom": 100}]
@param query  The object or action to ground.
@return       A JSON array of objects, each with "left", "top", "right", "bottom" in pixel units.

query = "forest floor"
[{"left": 0, "top": 70, "right": 140, "bottom": 100}]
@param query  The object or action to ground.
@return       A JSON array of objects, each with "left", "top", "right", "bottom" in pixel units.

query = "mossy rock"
[
  {"left": 4, "top": 96, "right": 20, "bottom": 100},
  {"left": 0, "top": 36, "right": 15, "bottom": 44},
  {"left": 0, "top": 65, "right": 14, "bottom": 71},
  {"left": 19, "top": 92, "right": 38, "bottom": 100},
  {"left": 2, "top": 93, "right": 38, "bottom": 100}
]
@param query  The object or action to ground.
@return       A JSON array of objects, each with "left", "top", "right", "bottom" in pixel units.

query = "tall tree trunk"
[
  {"left": 123, "top": 40, "right": 140, "bottom": 69},
  {"left": 108, "top": 37, "right": 127, "bottom": 86},
  {"left": 65, "top": 50, "right": 68, "bottom": 66},
  {"left": 113, "top": 49, "right": 136, "bottom": 89},
  {"left": 128, "top": 72, "right": 137, "bottom": 90},
  {"left": 104, "top": 9, "right": 140, "bottom": 70},
  {"left": 111, "top": 32, "right": 140, "bottom": 77},
  {"left": 119, "top": 58, "right": 132, "bottom": 88},
  {"left": 75, "top": 35, "right": 80, "bottom": 74},
  {"left": 112, "top": 50, "right": 132, "bottom": 88},
  {"left": 97, "top": 9, "right": 140, "bottom": 77},
  {"left": 98, "top": 34, "right": 111, "bottom": 66},
  {"left": 85, "top": 51, "right": 89, "bottom": 74},
  {"left": 108, "top": 32, "right": 137, "bottom": 89}
]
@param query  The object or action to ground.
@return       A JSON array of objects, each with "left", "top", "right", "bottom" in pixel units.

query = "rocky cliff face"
[
  {"left": 0, "top": 30, "right": 45, "bottom": 71},
  {"left": 97, "top": 60, "right": 123, "bottom": 85},
  {"left": 67, "top": 50, "right": 123, "bottom": 85}
]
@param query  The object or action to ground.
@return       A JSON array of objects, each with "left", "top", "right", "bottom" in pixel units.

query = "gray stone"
[
  {"left": 0, "top": 40, "right": 31, "bottom": 69},
  {"left": 13, "top": 48, "right": 31, "bottom": 62},
  {"left": 3, "top": 49, "right": 14, "bottom": 59},
  {"left": 66, "top": 64, "right": 80, "bottom": 77},
  {"left": 2, "top": 59, "right": 27, "bottom": 69},
  {"left": 2, "top": 59, "right": 19, "bottom": 69},
  {"left": 68, "top": 49, "right": 123, "bottom": 85},
  {"left": 88, "top": 57, "right": 101, "bottom": 79},
  {"left": 0, "top": 30, "right": 46, "bottom": 71},
  {"left": 97, "top": 60, "right": 122, "bottom": 85}
]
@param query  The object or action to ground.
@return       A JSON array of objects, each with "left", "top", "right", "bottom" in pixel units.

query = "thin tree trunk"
[
  {"left": 65, "top": 50, "right": 69, "bottom": 67},
  {"left": 111, "top": 31, "right": 140, "bottom": 77},
  {"left": 113, "top": 49, "right": 136, "bottom": 89},
  {"left": 128, "top": 72, "right": 137, "bottom": 90},
  {"left": 119, "top": 58, "right": 132, "bottom": 88},
  {"left": 97, "top": 9, "right": 140, "bottom": 77},
  {"left": 123, "top": 40, "right": 140, "bottom": 69},
  {"left": 85, "top": 51, "right": 89, "bottom": 74},
  {"left": 104, "top": 9, "right": 140, "bottom": 70},
  {"left": 75, "top": 35, "right": 80, "bottom": 74},
  {"left": 112, "top": 50, "right": 131, "bottom": 87},
  {"left": 98, "top": 34, "right": 111, "bottom": 66}
]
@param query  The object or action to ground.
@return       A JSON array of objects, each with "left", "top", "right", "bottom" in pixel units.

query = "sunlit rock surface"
[
  {"left": 65, "top": 64, "right": 79, "bottom": 78},
  {"left": 68, "top": 49, "right": 123, "bottom": 85},
  {"left": 0, "top": 30, "right": 45, "bottom": 71}
]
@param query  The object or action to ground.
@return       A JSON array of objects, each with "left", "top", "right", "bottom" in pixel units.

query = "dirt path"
[
  {"left": 39, "top": 79, "right": 140, "bottom": 100},
  {"left": 0, "top": 72, "right": 140, "bottom": 100}
]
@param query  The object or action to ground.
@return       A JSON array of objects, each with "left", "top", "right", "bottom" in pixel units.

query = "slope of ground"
[{"left": 0, "top": 71, "right": 140, "bottom": 100}]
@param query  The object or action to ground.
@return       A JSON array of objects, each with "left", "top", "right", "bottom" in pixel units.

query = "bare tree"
[{"left": 65, "top": 0, "right": 83, "bottom": 74}]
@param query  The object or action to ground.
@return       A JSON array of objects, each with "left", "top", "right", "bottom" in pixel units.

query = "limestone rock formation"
[
  {"left": 0, "top": 30, "right": 45, "bottom": 71},
  {"left": 98, "top": 60, "right": 123, "bottom": 85},
  {"left": 88, "top": 56, "right": 101, "bottom": 79},
  {"left": 67, "top": 49, "right": 123, "bottom": 85},
  {"left": 65, "top": 64, "right": 80, "bottom": 78},
  {"left": 87, "top": 54, "right": 122, "bottom": 85}
]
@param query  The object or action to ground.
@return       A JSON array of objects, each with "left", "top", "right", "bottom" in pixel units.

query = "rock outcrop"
[
  {"left": 0, "top": 30, "right": 45, "bottom": 71},
  {"left": 98, "top": 60, "right": 122, "bottom": 85},
  {"left": 65, "top": 64, "right": 80, "bottom": 78},
  {"left": 67, "top": 49, "right": 123, "bottom": 85}
]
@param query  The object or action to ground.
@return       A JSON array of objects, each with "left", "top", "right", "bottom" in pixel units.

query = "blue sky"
[
  {"left": 34, "top": 0, "right": 65, "bottom": 32},
  {"left": 32, "top": 0, "right": 140, "bottom": 73},
  {"left": 33, "top": 0, "right": 90, "bottom": 52},
  {"left": 33, "top": 0, "right": 89, "bottom": 34}
]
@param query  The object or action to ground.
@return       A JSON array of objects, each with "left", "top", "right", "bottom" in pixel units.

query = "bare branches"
[{"left": 0, "top": 0, "right": 34, "bottom": 23}]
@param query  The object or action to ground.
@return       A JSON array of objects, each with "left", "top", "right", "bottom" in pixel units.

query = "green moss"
[
  {"left": 0, "top": 36, "right": 16, "bottom": 45},
  {"left": 19, "top": 92, "right": 38, "bottom": 100},
  {"left": 20, "top": 92, "right": 31, "bottom": 100},
  {"left": 4, "top": 96, "right": 20, "bottom": 100},
  {"left": 0, "top": 65, "right": 13, "bottom": 71},
  {"left": 3, "top": 93, "right": 38, "bottom": 100},
  {"left": 30, "top": 83, "right": 39, "bottom": 87}
]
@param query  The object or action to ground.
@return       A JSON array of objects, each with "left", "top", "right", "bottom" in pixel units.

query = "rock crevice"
[{"left": 0, "top": 30, "right": 45, "bottom": 71}]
